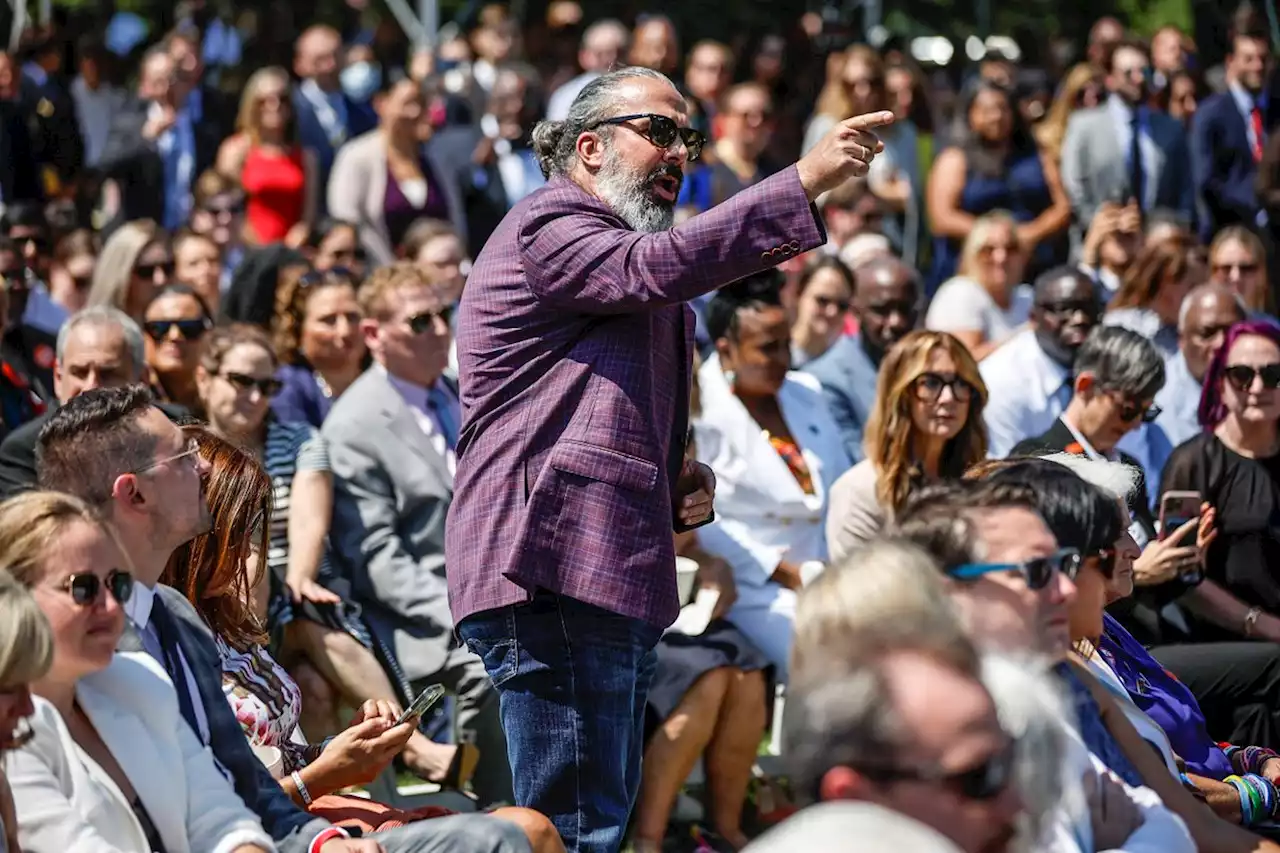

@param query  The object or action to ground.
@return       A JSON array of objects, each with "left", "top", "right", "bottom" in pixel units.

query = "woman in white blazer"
[
  {"left": 693, "top": 274, "right": 853, "bottom": 680},
  {"left": 0, "top": 491, "right": 274, "bottom": 853}
]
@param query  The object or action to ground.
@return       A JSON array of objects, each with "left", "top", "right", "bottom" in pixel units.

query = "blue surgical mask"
[{"left": 340, "top": 61, "right": 382, "bottom": 103}]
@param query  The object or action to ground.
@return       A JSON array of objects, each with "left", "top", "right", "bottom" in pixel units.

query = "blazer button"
[
  {"left": 761, "top": 251, "right": 771, "bottom": 262},
  {"left": 789, "top": 240, "right": 801, "bottom": 251}
]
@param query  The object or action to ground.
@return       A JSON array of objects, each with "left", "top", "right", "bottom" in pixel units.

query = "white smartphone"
[{"left": 395, "top": 684, "right": 446, "bottom": 726}]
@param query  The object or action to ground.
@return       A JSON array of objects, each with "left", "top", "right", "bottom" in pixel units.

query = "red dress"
[{"left": 240, "top": 145, "right": 306, "bottom": 244}]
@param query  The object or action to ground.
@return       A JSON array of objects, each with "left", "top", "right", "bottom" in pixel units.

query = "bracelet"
[
  {"left": 1227, "top": 775, "right": 1256, "bottom": 824},
  {"left": 1244, "top": 606, "right": 1263, "bottom": 637},
  {"left": 308, "top": 827, "right": 350, "bottom": 853},
  {"left": 291, "top": 770, "right": 313, "bottom": 807}
]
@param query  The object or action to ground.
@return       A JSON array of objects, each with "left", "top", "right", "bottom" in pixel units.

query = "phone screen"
[{"left": 396, "top": 684, "right": 446, "bottom": 726}]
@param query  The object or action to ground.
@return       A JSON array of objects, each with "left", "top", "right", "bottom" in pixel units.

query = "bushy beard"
[{"left": 595, "top": 147, "right": 682, "bottom": 234}]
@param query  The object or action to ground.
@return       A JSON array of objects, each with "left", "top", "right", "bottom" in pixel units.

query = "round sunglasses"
[
  {"left": 58, "top": 569, "right": 134, "bottom": 607},
  {"left": 1225, "top": 363, "right": 1280, "bottom": 392}
]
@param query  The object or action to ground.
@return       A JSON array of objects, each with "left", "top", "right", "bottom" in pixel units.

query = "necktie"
[
  {"left": 1129, "top": 112, "right": 1145, "bottom": 209},
  {"left": 427, "top": 385, "right": 457, "bottom": 450},
  {"left": 1053, "top": 376, "right": 1075, "bottom": 412},
  {"left": 148, "top": 597, "right": 201, "bottom": 737},
  {"left": 1252, "top": 105, "right": 1266, "bottom": 162}
]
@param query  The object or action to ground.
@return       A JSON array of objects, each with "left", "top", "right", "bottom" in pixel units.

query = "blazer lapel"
[{"left": 374, "top": 375, "right": 454, "bottom": 493}]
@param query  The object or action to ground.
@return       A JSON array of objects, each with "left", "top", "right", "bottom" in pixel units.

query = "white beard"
[{"left": 595, "top": 148, "right": 677, "bottom": 233}]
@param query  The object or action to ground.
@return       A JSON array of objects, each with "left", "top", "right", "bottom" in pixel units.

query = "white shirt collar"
[
  {"left": 1062, "top": 414, "right": 1113, "bottom": 462},
  {"left": 124, "top": 580, "right": 156, "bottom": 630}
]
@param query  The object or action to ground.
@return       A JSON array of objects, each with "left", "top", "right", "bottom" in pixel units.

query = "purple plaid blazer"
[{"left": 446, "top": 165, "right": 826, "bottom": 628}]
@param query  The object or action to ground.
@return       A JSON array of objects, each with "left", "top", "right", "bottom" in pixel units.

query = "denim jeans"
[{"left": 458, "top": 591, "right": 663, "bottom": 853}]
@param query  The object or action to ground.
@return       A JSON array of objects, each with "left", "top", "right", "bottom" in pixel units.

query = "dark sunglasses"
[
  {"left": 861, "top": 739, "right": 1016, "bottom": 801},
  {"left": 1038, "top": 299, "right": 1100, "bottom": 319},
  {"left": 299, "top": 266, "right": 358, "bottom": 288},
  {"left": 220, "top": 371, "right": 283, "bottom": 397},
  {"left": 1114, "top": 397, "right": 1162, "bottom": 424},
  {"left": 1225, "top": 363, "right": 1280, "bottom": 391},
  {"left": 135, "top": 261, "right": 175, "bottom": 279},
  {"left": 865, "top": 299, "right": 920, "bottom": 319},
  {"left": 950, "top": 547, "right": 1082, "bottom": 590},
  {"left": 144, "top": 318, "right": 210, "bottom": 342},
  {"left": 407, "top": 307, "right": 452, "bottom": 335},
  {"left": 1213, "top": 262, "right": 1260, "bottom": 276},
  {"left": 13, "top": 233, "right": 48, "bottom": 252},
  {"left": 913, "top": 372, "right": 974, "bottom": 403},
  {"left": 587, "top": 113, "right": 706, "bottom": 161},
  {"left": 60, "top": 569, "right": 134, "bottom": 607}
]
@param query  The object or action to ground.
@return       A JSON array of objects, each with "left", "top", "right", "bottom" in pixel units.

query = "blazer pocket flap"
[{"left": 548, "top": 441, "right": 659, "bottom": 492}]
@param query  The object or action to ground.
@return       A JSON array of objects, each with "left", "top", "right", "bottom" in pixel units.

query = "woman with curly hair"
[
  {"left": 270, "top": 265, "right": 365, "bottom": 428},
  {"left": 826, "top": 329, "right": 988, "bottom": 562}
]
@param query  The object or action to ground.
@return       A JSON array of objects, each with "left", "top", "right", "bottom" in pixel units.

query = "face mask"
[{"left": 341, "top": 61, "right": 382, "bottom": 103}]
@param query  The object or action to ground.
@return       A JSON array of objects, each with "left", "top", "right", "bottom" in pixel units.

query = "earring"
[{"left": 724, "top": 369, "right": 736, "bottom": 389}]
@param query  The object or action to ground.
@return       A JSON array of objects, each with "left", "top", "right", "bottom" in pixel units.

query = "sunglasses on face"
[
  {"left": 407, "top": 307, "right": 452, "bottom": 335},
  {"left": 13, "top": 233, "right": 47, "bottom": 253},
  {"left": 220, "top": 371, "right": 283, "bottom": 397},
  {"left": 1113, "top": 395, "right": 1162, "bottom": 424},
  {"left": 587, "top": 113, "right": 706, "bottom": 161},
  {"left": 950, "top": 547, "right": 1082, "bottom": 590},
  {"left": 60, "top": 569, "right": 134, "bottom": 606},
  {"left": 1225, "top": 363, "right": 1280, "bottom": 391},
  {"left": 1038, "top": 299, "right": 1100, "bottom": 320},
  {"left": 134, "top": 261, "right": 174, "bottom": 279},
  {"left": 913, "top": 372, "right": 974, "bottom": 403},
  {"left": 861, "top": 738, "right": 1016, "bottom": 801},
  {"left": 144, "top": 318, "right": 210, "bottom": 342},
  {"left": 1213, "top": 262, "right": 1260, "bottom": 276},
  {"left": 865, "top": 299, "right": 919, "bottom": 320}
]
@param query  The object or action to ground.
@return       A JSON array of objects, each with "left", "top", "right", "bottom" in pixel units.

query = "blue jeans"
[{"left": 458, "top": 591, "right": 663, "bottom": 853}]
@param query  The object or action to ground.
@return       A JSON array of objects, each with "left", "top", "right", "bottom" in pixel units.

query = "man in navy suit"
[
  {"left": 1192, "top": 14, "right": 1271, "bottom": 241},
  {"left": 292, "top": 26, "right": 377, "bottom": 211}
]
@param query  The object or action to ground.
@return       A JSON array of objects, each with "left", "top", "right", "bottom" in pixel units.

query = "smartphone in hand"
[
  {"left": 1159, "top": 490, "right": 1203, "bottom": 583},
  {"left": 396, "top": 684, "right": 446, "bottom": 726}
]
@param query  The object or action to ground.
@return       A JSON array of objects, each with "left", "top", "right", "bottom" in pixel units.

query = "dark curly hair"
[{"left": 271, "top": 266, "right": 360, "bottom": 366}]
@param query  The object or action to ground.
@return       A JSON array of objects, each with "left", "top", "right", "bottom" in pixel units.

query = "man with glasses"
[
  {"left": 805, "top": 255, "right": 921, "bottom": 463},
  {"left": 35, "top": 385, "right": 532, "bottom": 853},
  {"left": 449, "top": 62, "right": 893, "bottom": 852},
  {"left": 982, "top": 266, "right": 1102, "bottom": 458},
  {"left": 324, "top": 262, "right": 512, "bottom": 807},
  {"left": 1011, "top": 325, "right": 1165, "bottom": 540}
]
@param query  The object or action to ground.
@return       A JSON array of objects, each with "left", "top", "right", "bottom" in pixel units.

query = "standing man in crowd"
[{"left": 446, "top": 64, "right": 893, "bottom": 852}]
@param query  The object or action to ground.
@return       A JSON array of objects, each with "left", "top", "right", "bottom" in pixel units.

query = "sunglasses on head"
[
  {"left": 407, "top": 307, "right": 452, "bottom": 335},
  {"left": 220, "top": 371, "right": 283, "bottom": 397},
  {"left": 60, "top": 569, "right": 134, "bottom": 607},
  {"left": 1225, "top": 363, "right": 1280, "bottom": 391},
  {"left": 913, "top": 372, "right": 974, "bottom": 403},
  {"left": 950, "top": 547, "right": 1082, "bottom": 590},
  {"left": 144, "top": 318, "right": 210, "bottom": 342},
  {"left": 587, "top": 113, "right": 706, "bottom": 161},
  {"left": 860, "top": 738, "right": 1016, "bottom": 801}
]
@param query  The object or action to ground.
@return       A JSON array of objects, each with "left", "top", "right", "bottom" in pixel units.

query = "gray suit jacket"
[
  {"left": 324, "top": 367, "right": 456, "bottom": 684},
  {"left": 1060, "top": 101, "right": 1194, "bottom": 247},
  {"left": 118, "top": 585, "right": 326, "bottom": 853}
]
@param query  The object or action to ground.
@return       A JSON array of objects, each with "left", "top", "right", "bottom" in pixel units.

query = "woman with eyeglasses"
[
  {"left": 142, "top": 285, "right": 214, "bottom": 416},
  {"left": 827, "top": 329, "right": 988, "bottom": 563},
  {"left": 1, "top": 490, "right": 274, "bottom": 853},
  {"left": 692, "top": 271, "right": 852, "bottom": 679},
  {"left": 1162, "top": 320, "right": 1280, "bottom": 653},
  {"left": 926, "top": 210, "right": 1035, "bottom": 361},
  {"left": 87, "top": 220, "right": 173, "bottom": 324},
  {"left": 46, "top": 229, "right": 97, "bottom": 318},
  {"left": 789, "top": 255, "right": 854, "bottom": 368},
  {"left": 0, "top": 570, "right": 52, "bottom": 853},
  {"left": 270, "top": 267, "right": 366, "bottom": 429},
  {"left": 1209, "top": 226, "right": 1272, "bottom": 315},
  {"left": 1105, "top": 235, "right": 1205, "bottom": 362}
]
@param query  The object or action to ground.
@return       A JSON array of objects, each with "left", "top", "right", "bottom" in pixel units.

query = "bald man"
[
  {"left": 1155, "top": 283, "right": 1248, "bottom": 446},
  {"left": 547, "top": 19, "right": 630, "bottom": 120},
  {"left": 293, "top": 25, "right": 377, "bottom": 207}
]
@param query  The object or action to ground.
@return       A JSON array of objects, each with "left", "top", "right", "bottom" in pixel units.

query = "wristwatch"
[{"left": 1244, "top": 606, "right": 1263, "bottom": 637}]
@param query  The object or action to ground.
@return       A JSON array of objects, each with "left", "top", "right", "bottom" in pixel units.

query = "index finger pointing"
[{"left": 841, "top": 110, "right": 897, "bottom": 132}]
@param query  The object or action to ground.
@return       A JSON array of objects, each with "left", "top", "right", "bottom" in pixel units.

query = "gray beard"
[{"left": 596, "top": 154, "right": 676, "bottom": 234}]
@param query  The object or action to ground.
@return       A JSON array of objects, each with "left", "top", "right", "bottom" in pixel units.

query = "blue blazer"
[
  {"left": 293, "top": 87, "right": 377, "bottom": 207},
  {"left": 1192, "top": 91, "right": 1260, "bottom": 241},
  {"left": 800, "top": 335, "right": 880, "bottom": 465}
]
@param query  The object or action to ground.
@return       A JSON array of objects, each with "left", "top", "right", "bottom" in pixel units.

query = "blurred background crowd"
[{"left": 3, "top": 0, "right": 1280, "bottom": 851}]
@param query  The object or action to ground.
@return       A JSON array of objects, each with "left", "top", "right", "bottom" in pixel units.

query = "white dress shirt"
[
  {"left": 980, "top": 329, "right": 1073, "bottom": 459},
  {"left": 384, "top": 366, "right": 460, "bottom": 476}
]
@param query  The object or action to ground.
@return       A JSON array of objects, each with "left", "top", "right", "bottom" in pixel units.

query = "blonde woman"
[
  {"left": 86, "top": 220, "right": 173, "bottom": 322},
  {"left": 1, "top": 570, "right": 54, "bottom": 853},
  {"left": 1209, "top": 225, "right": 1272, "bottom": 314},
  {"left": 2, "top": 491, "right": 273, "bottom": 853},
  {"left": 826, "top": 330, "right": 988, "bottom": 562},
  {"left": 926, "top": 210, "right": 1034, "bottom": 360},
  {"left": 216, "top": 67, "right": 317, "bottom": 247},
  {"left": 1033, "top": 64, "right": 1106, "bottom": 166}
]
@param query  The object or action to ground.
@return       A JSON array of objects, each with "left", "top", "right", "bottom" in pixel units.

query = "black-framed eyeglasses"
[
  {"left": 407, "top": 307, "right": 452, "bottom": 335},
  {"left": 220, "top": 371, "right": 283, "bottom": 397},
  {"left": 950, "top": 547, "right": 1082, "bottom": 590},
  {"left": 857, "top": 738, "right": 1016, "bottom": 801},
  {"left": 59, "top": 569, "right": 134, "bottom": 607},
  {"left": 587, "top": 113, "right": 706, "bottom": 161},
  {"left": 144, "top": 318, "right": 211, "bottom": 342},
  {"left": 1225, "top": 363, "right": 1280, "bottom": 392},
  {"left": 913, "top": 372, "right": 975, "bottom": 403}
]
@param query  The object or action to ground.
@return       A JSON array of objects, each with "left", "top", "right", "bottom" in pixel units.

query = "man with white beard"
[{"left": 446, "top": 64, "right": 895, "bottom": 853}]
